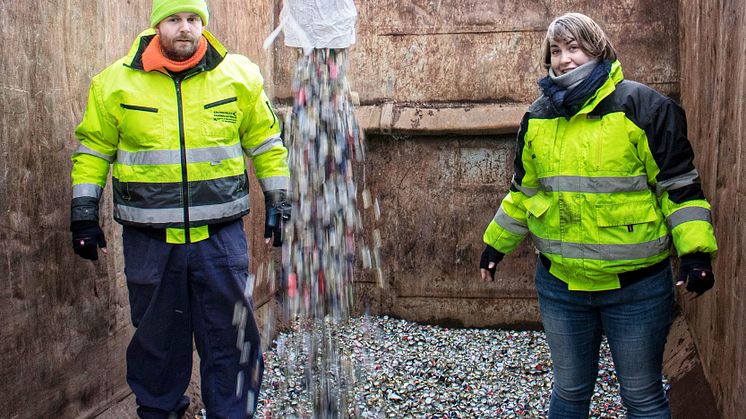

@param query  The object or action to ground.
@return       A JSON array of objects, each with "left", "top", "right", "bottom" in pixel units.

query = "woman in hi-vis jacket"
[{"left": 479, "top": 12, "right": 717, "bottom": 419}]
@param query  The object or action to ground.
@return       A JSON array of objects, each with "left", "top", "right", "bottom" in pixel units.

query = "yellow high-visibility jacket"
[
  {"left": 71, "top": 29, "right": 289, "bottom": 244},
  {"left": 484, "top": 61, "right": 717, "bottom": 290}
]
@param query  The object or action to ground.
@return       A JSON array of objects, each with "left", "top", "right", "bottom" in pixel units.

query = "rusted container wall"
[
  {"left": 678, "top": 1, "right": 746, "bottom": 417},
  {"left": 272, "top": 0, "right": 680, "bottom": 103},
  {"left": 269, "top": 0, "right": 681, "bottom": 327},
  {"left": 355, "top": 134, "right": 542, "bottom": 327},
  {"left": 0, "top": 1, "right": 277, "bottom": 418}
]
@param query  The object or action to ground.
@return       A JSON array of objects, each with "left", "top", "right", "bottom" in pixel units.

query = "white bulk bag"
[{"left": 264, "top": 0, "right": 358, "bottom": 52}]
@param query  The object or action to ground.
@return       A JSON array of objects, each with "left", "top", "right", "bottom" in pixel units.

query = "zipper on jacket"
[
  {"left": 265, "top": 101, "right": 277, "bottom": 128},
  {"left": 174, "top": 78, "right": 191, "bottom": 243},
  {"left": 204, "top": 97, "right": 237, "bottom": 109},
  {"left": 120, "top": 103, "right": 159, "bottom": 113}
]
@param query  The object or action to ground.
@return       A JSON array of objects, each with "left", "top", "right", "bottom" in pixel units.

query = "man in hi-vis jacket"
[{"left": 69, "top": 0, "right": 289, "bottom": 417}]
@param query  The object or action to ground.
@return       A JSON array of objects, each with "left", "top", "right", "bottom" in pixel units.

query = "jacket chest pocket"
[
  {"left": 587, "top": 114, "right": 641, "bottom": 174},
  {"left": 526, "top": 122, "right": 559, "bottom": 175},
  {"left": 118, "top": 103, "right": 165, "bottom": 148},
  {"left": 203, "top": 96, "right": 241, "bottom": 142}
]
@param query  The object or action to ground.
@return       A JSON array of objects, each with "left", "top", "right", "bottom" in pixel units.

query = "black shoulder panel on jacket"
[
  {"left": 511, "top": 113, "right": 531, "bottom": 191},
  {"left": 593, "top": 81, "right": 701, "bottom": 194},
  {"left": 589, "top": 80, "right": 666, "bottom": 125}
]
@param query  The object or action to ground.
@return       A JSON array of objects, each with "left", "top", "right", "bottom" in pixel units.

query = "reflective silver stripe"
[
  {"left": 512, "top": 175, "right": 538, "bottom": 197},
  {"left": 114, "top": 205, "right": 184, "bottom": 224},
  {"left": 72, "top": 183, "right": 103, "bottom": 199},
  {"left": 188, "top": 143, "right": 243, "bottom": 164},
  {"left": 538, "top": 175, "right": 650, "bottom": 193},
  {"left": 114, "top": 197, "right": 249, "bottom": 224},
  {"left": 117, "top": 143, "right": 243, "bottom": 166},
  {"left": 247, "top": 136, "right": 283, "bottom": 157},
  {"left": 531, "top": 235, "right": 670, "bottom": 260},
  {"left": 74, "top": 144, "right": 115, "bottom": 163},
  {"left": 655, "top": 169, "right": 699, "bottom": 196},
  {"left": 494, "top": 207, "right": 529, "bottom": 236},
  {"left": 117, "top": 149, "right": 179, "bottom": 165},
  {"left": 667, "top": 206, "right": 712, "bottom": 230},
  {"left": 259, "top": 176, "right": 290, "bottom": 191},
  {"left": 190, "top": 198, "right": 250, "bottom": 222}
]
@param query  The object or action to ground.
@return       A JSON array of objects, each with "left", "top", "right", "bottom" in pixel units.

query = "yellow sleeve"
[{"left": 240, "top": 88, "right": 289, "bottom": 192}]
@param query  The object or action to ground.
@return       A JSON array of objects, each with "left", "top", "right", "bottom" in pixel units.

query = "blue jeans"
[
  {"left": 123, "top": 219, "right": 263, "bottom": 419},
  {"left": 535, "top": 257, "right": 674, "bottom": 419}
]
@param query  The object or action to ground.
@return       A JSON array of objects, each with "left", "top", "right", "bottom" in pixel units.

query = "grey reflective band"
[
  {"left": 247, "top": 136, "right": 283, "bottom": 157},
  {"left": 74, "top": 144, "right": 115, "bottom": 163},
  {"left": 667, "top": 206, "right": 712, "bottom": 230},
  {"left": 259, "top": 176, "right": 290, "bottom": 191},
  {"left": 187, "top": 144, "right": 243, "bottom": 164},
  {"left": 117, "top": 143, "right": 243, "bottom": 166},
  {"left": 538, "top": 175, "right": 650, "bottom": 193},
  {"left": 114, "top": 205, "right": 184, "bottom": 224},
  {"left": 72, "top": 183, "right": 103, "bottom": 199},
  {"left": 189, "top": 198, "right": 249, "bottom": 222},
  {"left": 512, "top": 175, "right": 538, "bottom": 197},
  {"left": 114, "top": 197, "right": 249, "bottom": 224},
  {"left": 655, "top": 169, "right": 700, "bottom": 196},
  {"left": 117, "top": 149, "right": 177, "bottom": 165},
  {"left": 494, "top": 206, "right": 529, "bottom": 236},
  {"left": 531, "top": 235, "right": 671, "bottom": 261}
]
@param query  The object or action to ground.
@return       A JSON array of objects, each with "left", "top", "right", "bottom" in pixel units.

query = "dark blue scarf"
[{"left": 538, "top": 60, "right": 612, "bottom": 118}]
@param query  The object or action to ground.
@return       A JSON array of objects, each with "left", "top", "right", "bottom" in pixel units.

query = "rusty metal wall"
[
  {"left": 271, "top": 0, "right": 680, "bottom": 103},
  {"left": 678, "top": 1, "right": 746, "bottom": 417},
  {"left": 0, "top": 1, "right": 277, "bottom": 417},
  {"left": 354, "top": 134, "right": 542, "bottom": 327}
]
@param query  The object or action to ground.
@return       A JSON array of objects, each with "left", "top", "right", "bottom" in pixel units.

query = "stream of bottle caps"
[{"left": 242, "top": 48, "right": 382, "bottom": 417}]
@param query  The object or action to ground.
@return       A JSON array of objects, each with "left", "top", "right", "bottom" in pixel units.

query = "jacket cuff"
[
  {"left": 71, "top": 196, "right": 100, "bottom": 223},
  {"left": 680, "top": 252, "right": 710, "bottom": 263}
]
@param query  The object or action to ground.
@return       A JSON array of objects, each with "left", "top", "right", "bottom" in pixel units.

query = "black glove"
[
  {"left": 479, "top": 245, "right": 504, "bottom": 281},
  {"left": 264, "top": 190, "right": 291, "bottom": 247},
  {"left": 71, "top": 220, "right": 107, "bottom": 261},
  {"left": 678, "top": 252, "right": 714, "bottom": 297}
]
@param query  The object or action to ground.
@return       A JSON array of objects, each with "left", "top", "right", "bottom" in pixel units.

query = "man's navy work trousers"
[{"left": 122, "top": 219, "right": 263, "bottom": 419}]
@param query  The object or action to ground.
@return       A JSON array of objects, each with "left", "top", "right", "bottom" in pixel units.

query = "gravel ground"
[{"left": 256, "top": 315, "right": 667, "bottom": 418}]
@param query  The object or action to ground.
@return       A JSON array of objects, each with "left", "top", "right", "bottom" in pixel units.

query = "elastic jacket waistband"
[
  {"left": 125, "top": 220, "right": 233, "bottom": 243},
  {"left": 539, "top": 253, "right": 669, "bottom": 288}
]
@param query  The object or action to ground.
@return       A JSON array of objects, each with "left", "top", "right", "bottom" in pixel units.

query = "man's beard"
[{"left": 161, "top": 38, "right": 199, "bottom": 61}]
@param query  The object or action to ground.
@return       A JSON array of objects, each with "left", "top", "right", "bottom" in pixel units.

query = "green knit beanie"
[{"left": 151, "top": 0, "right": 209, "bottom": 28}]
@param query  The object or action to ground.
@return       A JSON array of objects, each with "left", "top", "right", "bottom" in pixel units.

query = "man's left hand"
[{"left": 264, "top": 190, "right": 291, "bottom": 247}]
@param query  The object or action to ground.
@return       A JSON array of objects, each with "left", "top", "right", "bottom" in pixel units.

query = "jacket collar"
[
  {"left": 123, "top": 28, "right": 227, "bottom": 73},
  {"left": 575, "top": 60, "right": 624, "bottom": 116}
]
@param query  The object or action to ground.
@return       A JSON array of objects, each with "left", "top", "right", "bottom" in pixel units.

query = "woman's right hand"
[{"left": 479, "top": 245, "right": 504, "bottom": 282}]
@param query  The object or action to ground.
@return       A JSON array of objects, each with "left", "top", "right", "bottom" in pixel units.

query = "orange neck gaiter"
[{"left": 142, "top": 35, "right": 207, "bottom": 73}]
